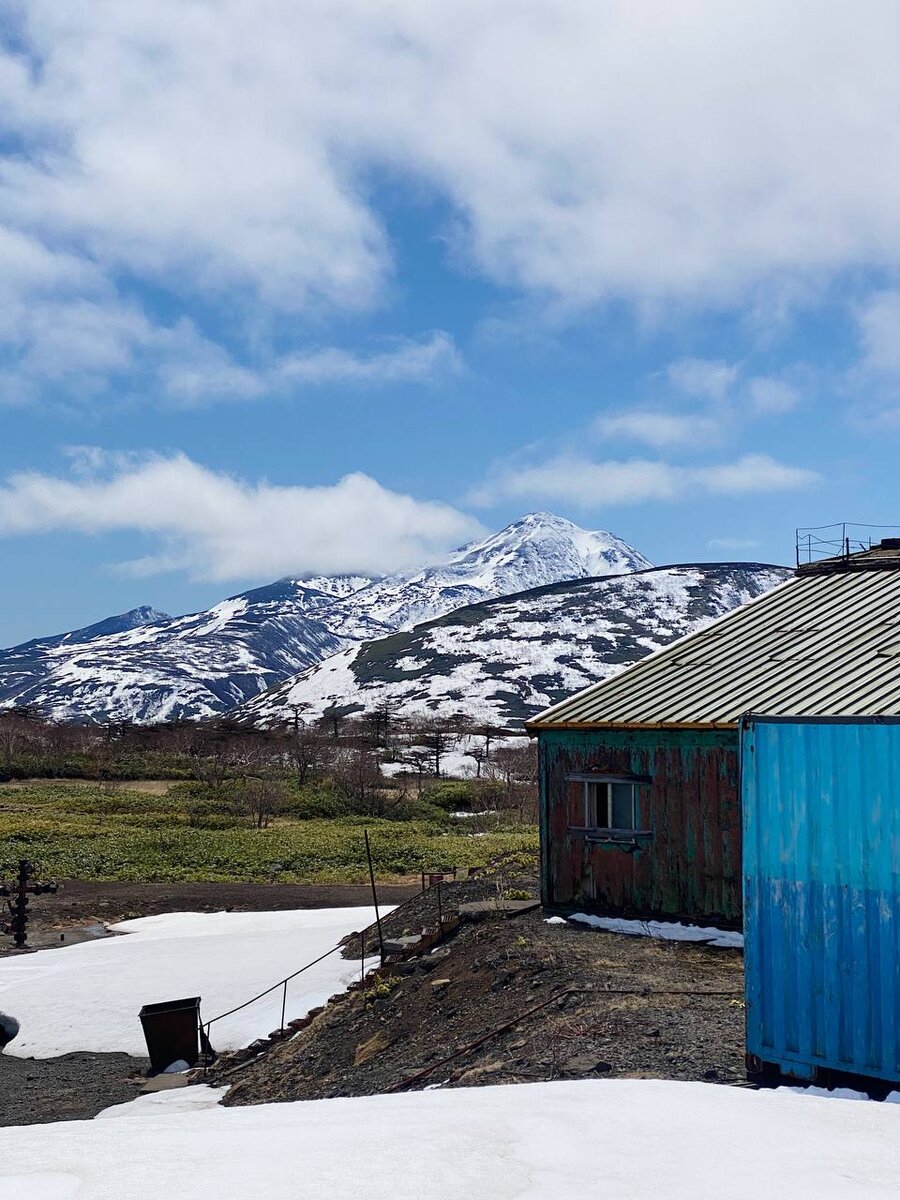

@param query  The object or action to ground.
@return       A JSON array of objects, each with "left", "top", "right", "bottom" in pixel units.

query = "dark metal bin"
[{"left": 139, "top": 996, "right": 202, "bottom": 1073}]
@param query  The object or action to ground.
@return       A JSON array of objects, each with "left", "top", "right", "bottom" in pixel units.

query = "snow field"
[
  {"left": 2, "top": 1078, "right": 899, "bottom": 1198},
  {"left": 0, "top": 906, "right": 387, "bottom": 1058}
]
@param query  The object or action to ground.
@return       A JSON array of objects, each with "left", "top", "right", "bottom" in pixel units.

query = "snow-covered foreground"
[
  {"left": 0, "top": 907, "right": 385, "bottom": 1058},
  {"left": 564, "top": 912, "right": 744, "bottom": 949},
  {"left": 3, "top": 1079, "right": 900, "bottom": 1198}
]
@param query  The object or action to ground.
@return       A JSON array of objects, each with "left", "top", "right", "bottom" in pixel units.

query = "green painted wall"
[{"left": 538, "top": 727, "right": 741, "bottom": 925}]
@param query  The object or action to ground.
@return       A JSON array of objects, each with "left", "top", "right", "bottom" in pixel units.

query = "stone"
[
  {"left": 353, "top": 1031, "right": 390, "bottom": 1066},
  {"left": 563, "top": 1055, "right": 613, "bottom": 1075},
  {"left": 457, "top": 1061, "right": 503, "bottom": 1083},
  {"left": 430, "top": 978, "right": 452, "bottom": 993},
  {"left": 0, "top": 1011, "right": 19, "bottom": 1048},
  {"left": 140, "top": 1073, "right": 190, "bottom": 1093}
]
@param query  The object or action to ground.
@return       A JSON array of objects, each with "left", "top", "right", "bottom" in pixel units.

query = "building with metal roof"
[{"left": 532, "top": 541, "right": 900, "bottom": 927}]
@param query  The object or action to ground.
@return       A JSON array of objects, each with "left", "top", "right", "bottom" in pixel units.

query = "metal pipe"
[{"left": 364, "top": 830, "right": 385, "bottom": 965}]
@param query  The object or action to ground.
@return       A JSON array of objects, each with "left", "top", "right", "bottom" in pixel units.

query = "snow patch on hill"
[
  {"left": 0, "top": 513, "right": 650, "bottom": 723},
  {"left": 237, "top": 563, "right": 791, "bottom": 728}
]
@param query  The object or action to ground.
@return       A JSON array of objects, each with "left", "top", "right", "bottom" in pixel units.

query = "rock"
[
  {"left": 563, "top": 1055, "right": 613, "bottom": 1075},
  {"left": 419, "top": 949, "right": 451, "bottom": 973},
  {"left": 353, "top": 1031, "right": 390, "bottom": 1066},
  {"left": 0, "top": 1011, "right": 19, "bottom": 1048},
  {"left": 430, "top": 978, "right": 452, "bottom": 993},
  {"left": 457, "top": 1061, "right": 503, "bottom": 1083}
]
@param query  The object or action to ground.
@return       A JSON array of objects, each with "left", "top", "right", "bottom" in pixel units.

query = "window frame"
[{"left": 565, "top": 772, "right": 653, "bottom": 846}]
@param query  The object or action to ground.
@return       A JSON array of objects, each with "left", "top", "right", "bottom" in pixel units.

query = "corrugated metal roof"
[{"left": 528, "top": 570, "right": 900, "bottom": 729}]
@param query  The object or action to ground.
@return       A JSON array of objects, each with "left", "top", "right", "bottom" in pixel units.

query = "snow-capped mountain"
[
  {"left": 235, "top": 563, "right": 792, "bottom": 728},
  {"left": 341, "top": 512, "right": 651, "bottom": 630},
  {"left": 0, "top": 513, "right": 651, "bottom": 723},
  {"left": 0, "top": 583, "right": 369, "bottom": 724}
]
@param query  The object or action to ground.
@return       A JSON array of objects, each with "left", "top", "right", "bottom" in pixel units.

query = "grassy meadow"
[{"left": 0, "top": 779, "right": 538, "bottom": 884}]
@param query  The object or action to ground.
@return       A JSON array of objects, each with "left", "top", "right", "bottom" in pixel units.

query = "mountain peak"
[
  {"left": 59, "top": 605, "right": 171, "bottom": 646},
  {"left": 0, "top": 515, "right": 650, "bottom": 723}
]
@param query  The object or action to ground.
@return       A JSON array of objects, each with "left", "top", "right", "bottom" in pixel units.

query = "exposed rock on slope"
[{"left": 235, "top": 563, "right": 791, "bottom": 728}]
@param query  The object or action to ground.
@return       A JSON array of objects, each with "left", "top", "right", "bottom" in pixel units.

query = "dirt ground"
[
  {"left": 1, "top": 879, "right": 421, "bottom": 955},
  {"left": 216, "top": 870, "right": 747, "bottom": 1106},
  {"left": 0, "top": 1053, "right": 149, "bottom": 1126}
]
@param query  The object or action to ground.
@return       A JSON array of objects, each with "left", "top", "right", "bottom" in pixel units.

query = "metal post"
[
  {"left": 13, "top": 860, "right": 28, "bottom": 948},
  {"left": 360, "top": 927, "right": 366, "bottom": 986},
  {"left": 281, "top": 979, "right": 288, "bottom": 1034},
  {"left": 437, "top": 879, "right": 443, "bottom": 927},
  {"left": 364, "top": 830, "right": 385, "bottom": 965}
]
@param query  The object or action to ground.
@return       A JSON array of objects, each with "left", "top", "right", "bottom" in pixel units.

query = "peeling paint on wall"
[{"left": 539, "top": 727, "right": 741, "bottom": 926}]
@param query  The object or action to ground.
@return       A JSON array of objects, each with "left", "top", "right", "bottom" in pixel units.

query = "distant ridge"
[
  {"left": 233, "top": 561, "right": 792, "bottom": 728},
  {"left": 0, "top": 513, "right": 651, "bottom": 723}
]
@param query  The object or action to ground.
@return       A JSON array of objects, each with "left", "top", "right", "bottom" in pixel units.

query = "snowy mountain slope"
[
  {"left": 341, "top": 512, "right": 651, "bottom": 630},
  {"left": 0, "top": 606, "right": 171, "bottom": 717},
  {"left": 0, "top": 582, "right": 385, "bottom": 724},
  {"left": 235, "top": 563, "right": 792, "bottom": 728},
  {"left": 0, "top": 513, "right": 651, "bottom": 724}
]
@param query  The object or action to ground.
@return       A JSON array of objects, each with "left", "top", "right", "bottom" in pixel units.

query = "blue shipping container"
[{"left": 742, "top": 716, "right": 900, "bottom": 1085}]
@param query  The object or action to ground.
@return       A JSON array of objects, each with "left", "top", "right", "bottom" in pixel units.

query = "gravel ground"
[
  {"left": 0, "top": 1052, "right": 149, "bottom": 1126},
  {"left": 218, "top": 874, "right": 747, "bottom": 1106}
]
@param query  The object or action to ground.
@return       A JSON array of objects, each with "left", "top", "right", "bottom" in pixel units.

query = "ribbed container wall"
[{"left": 742, "top": 717, "right": 900, "bottom": 1084}]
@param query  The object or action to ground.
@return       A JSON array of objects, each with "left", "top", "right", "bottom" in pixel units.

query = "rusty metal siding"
[
  {"left": 742, "top": 716, "right": 900, "bottom": 1085},
  {"left": 539, "top": 727, "right": 740, "bottom": 924}
]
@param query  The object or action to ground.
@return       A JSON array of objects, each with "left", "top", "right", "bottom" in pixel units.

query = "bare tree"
[
  {"left": 415, "top": 718, "right": 450, "bottom": 777},
  {"left": 463, "top": 743, "right": 486, "bottom": 778},
  {"left": 401, "top": 746, "right": 433, "bottom": 797},
  {"left": 484, "top": 741, "right": 539, "bottom": 823},
  {"left": 236, "top": 778, "right": 289, "bottom": 829},
  {"left": 331, "top": 745, "right": 383, "bottom": 814}
]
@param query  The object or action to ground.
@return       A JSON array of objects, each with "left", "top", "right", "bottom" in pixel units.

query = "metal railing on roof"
[{"left": 795, "top": 523, "right": 900, "bottom": 569}]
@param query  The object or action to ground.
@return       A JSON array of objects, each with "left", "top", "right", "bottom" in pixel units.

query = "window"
[
  {"left": 585, "top": 779, "right": 637, "bottom": 830},
  {"left": 565, "top": 772, "right": 652, "bottom": 844}
]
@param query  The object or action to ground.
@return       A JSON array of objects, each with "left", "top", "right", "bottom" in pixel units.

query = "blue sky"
[{"left": 1, "top": 2, "right": 900, "bottom": 646}]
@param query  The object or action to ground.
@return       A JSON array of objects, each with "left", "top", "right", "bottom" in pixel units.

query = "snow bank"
[
  {"left": 781, "top": 1084, "right": 900, "bottom": 1104},
  {"left": 2, "top": 1079, "right": 899, "bottom": 1198},
  {"left": 0, "top": 907, "right": 387, "bottom": 1059},
  {"left": 96, "top": 1085, "right": 230, "bottom": 1120},
  {"left": 567, "top": 912, "right": 743, "bottom": 949}
]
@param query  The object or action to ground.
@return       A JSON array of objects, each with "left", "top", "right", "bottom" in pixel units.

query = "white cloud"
[
  {"left": 0, "top": 453, "right": 483, "bottom": 581},
  {"left": 0, "top": 0, "right": 898, "bottom": 402},
  {"left": 594, "top": 411, "right": 721, "bottom": 449},
  {"left": 160, "top": 331, "right": 460, "bottom": 406},
  {"left": 0, "top": 239, "right": 457, "bottom": 406},
  {"left": 473, "top": 453, "right": 819, "bottom": 508},
  {"left": 856, "top": 290, "right": 900, "bottom": 376},
  {"left": 667, "top": 359, "right": 740, "bottom": 402},
  {"left": 747, "top": 377, "right": 799, "bottom": 415}
]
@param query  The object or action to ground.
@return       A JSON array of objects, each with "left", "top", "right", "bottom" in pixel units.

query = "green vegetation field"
[{"left": 0, "top": 781, "right": 538, "bottom": 884}]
